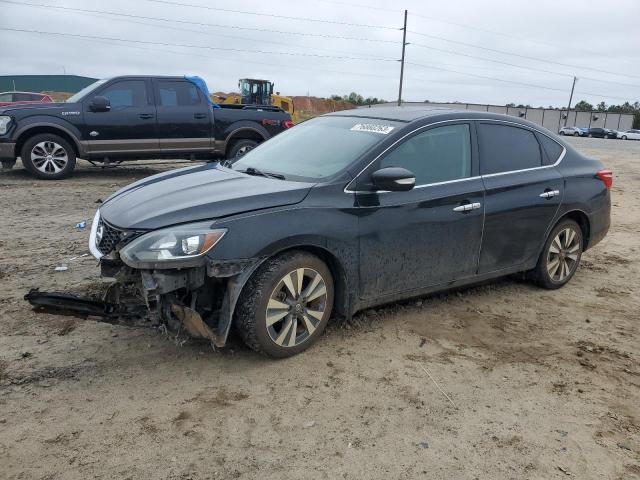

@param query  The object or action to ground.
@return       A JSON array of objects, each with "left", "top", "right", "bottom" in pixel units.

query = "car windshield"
[
  {"left": 232, "top": 116, "right": 402, "bottom": 181},
  {"left": 66, "top": 79, "right": 109, "bottom": 103}
]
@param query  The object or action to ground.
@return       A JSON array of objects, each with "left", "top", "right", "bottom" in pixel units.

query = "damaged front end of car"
[{"left": 26, "top": 209, "right": 264, "bottom": 347}]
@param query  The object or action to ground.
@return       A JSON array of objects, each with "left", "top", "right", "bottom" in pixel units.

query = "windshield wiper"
[{"left": 241, "top": 167, "right": 286, "bottom": 180}]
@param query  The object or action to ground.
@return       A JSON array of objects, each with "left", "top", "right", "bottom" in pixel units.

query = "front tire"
[
  {"left": 532, "top": 219, "right": 583, "bottom": 289},
  {"left": 226, "top": 139, "right": 258, "bottom": 163},
  {"left": 622, "top": 135, "right": 628, "bottom": 140},
  {"left": 21, "top": 134, "right": 76, "bottom": 179},
  {"left": 235, "top": 251, "right": 334, "bottom": 358},
  {"left": 559, "top": 131, "right": 565, "bottom": 135},
  {"left": 573, "top": 132, "right": 579, "bottom": 137}
]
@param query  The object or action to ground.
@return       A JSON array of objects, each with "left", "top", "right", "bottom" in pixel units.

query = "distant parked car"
[
  {"left": 617, "top": 129, "right": 640, "bottom": 140},
  {"left": 586, "top": 128, "right": 617, "bottom": 139},
  {"left": 0, "top": 91, "right": 53, "bottom": 107},
  {"left": 558, "top": 126, "right": 586, "bottom": 136}
]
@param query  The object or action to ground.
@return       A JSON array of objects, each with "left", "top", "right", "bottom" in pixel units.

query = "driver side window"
[
  {"left": 380, "top": 124, "right": 472, "bottom": 185},
  {"left": 100, "top": 80, "right": 148, "bottom": 108}
]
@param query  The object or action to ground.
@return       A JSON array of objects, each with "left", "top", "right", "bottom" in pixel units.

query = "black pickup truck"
[{"left": 0, "top": 75, "right": 293, "bottom": 179}]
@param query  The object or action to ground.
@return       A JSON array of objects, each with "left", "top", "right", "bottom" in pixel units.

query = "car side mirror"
[
  {"left": 371, "top": 167, "right": 415, "bottom": 192},
  {"left": 90, "top": 96, "right": 110, "bottom": 112}
]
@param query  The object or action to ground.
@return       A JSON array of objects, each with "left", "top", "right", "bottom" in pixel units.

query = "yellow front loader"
[{"left": 211, "top": 79, "right": 298, "bottom": 123}]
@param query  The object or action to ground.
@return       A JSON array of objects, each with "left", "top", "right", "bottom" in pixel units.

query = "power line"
[
  {"left": 407, "top": 62, "right": 637, "bottom": 102},
  {"left": 140, "top": 0, "right": 401, "bottom": 29},
  {"left": 52, "top": 9, "right": 390, "bottom": 60},
  {"left": 408, "top": 30, "right": 640, "bottom": 80},
  {"left": 407, "top": 61, "right": 568, "bottom": 94},
  {"left": 0, "top": 0, "right": 399, "bottom": 44},
  {"left": 0, "top": 27, "right": 399, "bottom": 62},
  {"left": 410, "top": 42, "right": 640, "bottom": 89}
]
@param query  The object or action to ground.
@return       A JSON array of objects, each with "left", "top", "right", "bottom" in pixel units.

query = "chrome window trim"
[{"left": 345, "top": 118, "right": 567, "bottom": 194}]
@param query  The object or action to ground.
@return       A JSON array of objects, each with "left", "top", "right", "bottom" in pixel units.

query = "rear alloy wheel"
[
  {"left": 532, "top": 219, "right": 583, "bottom": 289},
  {"left": 226, "top": 139, "right": 258, "bottom": 163},
  {"left": 235, "top": 251, "right": 334, "bottom": 357},
  {"left": 21, "top": 133, "right": 76, "bottom": 179}
]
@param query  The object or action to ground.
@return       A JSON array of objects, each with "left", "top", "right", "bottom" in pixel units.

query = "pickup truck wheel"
[
  {"left": 227, "top": 139, "right": 258, "bottom": 162},
  {"left": 21, "top": 134, "right": 76, "bottom": 180},
  {"left": 235, "top": 251, "right": 334, "bottom": 358}
]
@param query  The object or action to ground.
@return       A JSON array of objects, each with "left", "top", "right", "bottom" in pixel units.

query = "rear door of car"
[
  {"left": 153, "top": 79, "right": 212, "bottom": 153},
  {"left": 477, "top": 121, "right": 564, "bottom": 273},
  {"left": 355, "top": 121, "right": 485, "bottom": 299},
  {"left": 83, "top": 78, "right": 159, "bottom": 155}
]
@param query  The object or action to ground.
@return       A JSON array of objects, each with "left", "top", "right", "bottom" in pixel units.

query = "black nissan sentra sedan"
[{"left": 79, "top": 107, "right": 611, "bottom": 357}]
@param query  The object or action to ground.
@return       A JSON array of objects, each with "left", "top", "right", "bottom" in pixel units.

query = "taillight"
[
  {"left": 282, "top": 120, "right": 294, "bottom": 129},
  {"left": 596, "top": 169, "right": 613, "bottom": 189}
]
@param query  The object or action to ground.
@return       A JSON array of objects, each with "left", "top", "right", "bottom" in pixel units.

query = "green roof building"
[{"left": 0, "top": 75, "right": 98, "bottom": 93}]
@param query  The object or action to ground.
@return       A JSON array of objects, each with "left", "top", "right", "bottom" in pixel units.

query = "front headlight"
[
  {"left": 0, "top": 116, "right": 11, "bottom": 135},
  {"left": 120, "top": 223, "right": 227, "bottom": 269}
]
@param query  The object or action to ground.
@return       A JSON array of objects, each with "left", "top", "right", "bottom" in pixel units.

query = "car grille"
[{"left": 96, "top": 217, "right": 140, "bottom": 256}]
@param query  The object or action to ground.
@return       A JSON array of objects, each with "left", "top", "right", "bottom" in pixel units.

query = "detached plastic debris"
[
  {"left": 75, "top": 221, "right": 87, "bottom": 230},
  {"left": 54, "top": 264, "right": 68, "bottom": 272}
]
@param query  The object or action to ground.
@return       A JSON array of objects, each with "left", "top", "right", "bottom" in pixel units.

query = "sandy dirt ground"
[{"left": 0, "top": 137, "right": 639, "bottom": 480}]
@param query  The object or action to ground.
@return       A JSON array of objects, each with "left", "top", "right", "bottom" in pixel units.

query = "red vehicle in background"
[{"left": 0, "top": 91, "right": 54, "bottom": 107}]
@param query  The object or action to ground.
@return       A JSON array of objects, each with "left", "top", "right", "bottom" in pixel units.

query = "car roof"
[
  {"left": 0, "top": 91, "right": 46, "bottom": 95},
  {"left": 324, "top": 105, "right": 544, "bottom": 129}
]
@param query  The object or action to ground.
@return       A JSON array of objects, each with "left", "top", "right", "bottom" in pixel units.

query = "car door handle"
[
  {"left": 453, "top": 202, "right": 481, "bottom": 212},
  {"left": 194, "top": 113, "right": 207, "bottom": 119},
  {"left": 139, "top": 113, "right": 155, "bottom": 119},
  {"left": 539, "top": 189, "right": 560, "bottom": 198}
]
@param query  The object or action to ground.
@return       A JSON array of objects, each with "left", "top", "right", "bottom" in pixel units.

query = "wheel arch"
[
  {"left": 223, "top": 126, "right": 268, "bottom": 155},
  {"left": 555, "top": 209, "right": 591, "bottom": 250},
  {"left": 15, "top": 124, "right": 81, "bottom": 158}
]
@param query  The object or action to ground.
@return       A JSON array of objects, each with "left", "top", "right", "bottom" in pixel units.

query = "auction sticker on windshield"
[{"left": 351, "top": 123, "right": 395, "bottom": 134}]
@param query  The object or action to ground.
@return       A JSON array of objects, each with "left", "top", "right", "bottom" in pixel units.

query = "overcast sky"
[{"left": 1, "top": 0, "right": 639, "bottom": 107}]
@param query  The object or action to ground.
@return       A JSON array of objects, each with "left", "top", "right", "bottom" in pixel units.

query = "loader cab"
[{"left": 239, "top": 78, "right": 273, "bottom": 106}]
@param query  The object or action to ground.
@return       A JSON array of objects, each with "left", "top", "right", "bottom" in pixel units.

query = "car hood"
[
  {"left": 0, "top": 102, "right": 76, "bottom": 115},
  {"left": 99, "top": 163, "right": 314, "bottom": 230}
]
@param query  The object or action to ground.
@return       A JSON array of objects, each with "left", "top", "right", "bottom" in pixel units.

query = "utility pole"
[
  {"left": 564, "top": 76, "right": 577, "bottom": 126},
  {"left": 397, "top": 9, "right": 408, "bottom": 106}
]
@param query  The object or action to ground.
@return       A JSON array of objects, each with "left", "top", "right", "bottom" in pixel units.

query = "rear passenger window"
[
  {"left": 380, "top": 124, "right": 471, "bottom": 185},
  {"left": 537, "top": 134, "right": 564, "bottom": 165},
  {"left": 478, "top": 123, "right": 542, "bottom": 175},
  {"left": 158, "top": 81, "right": 201, "bottom": 106}
]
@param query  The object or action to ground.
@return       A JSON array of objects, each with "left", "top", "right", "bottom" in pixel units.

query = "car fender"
[
  {"left": 222, "top": 121, "right": 270, "bottom": 144},
  {"left": 12, "top": 117, "right": 84, "bottom": 155}
]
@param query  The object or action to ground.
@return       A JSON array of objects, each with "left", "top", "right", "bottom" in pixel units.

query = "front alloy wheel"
[
  {"left": 266, "top": 268, "right": 328, "bottom": 347},
  {"left": 235, "top": 251, "right": 334, "bottom": 357},
  {"left": 31, "top": 141, "right": 69, "bottom": 174},
  {"left": 21, "top": 133, "right": 77, "bottom": 179}
]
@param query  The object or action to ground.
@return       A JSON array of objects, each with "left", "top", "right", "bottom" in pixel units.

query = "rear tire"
[
  {"left": 532, "top": 219, "right": 583, "bottom": 289},
  {"left": 573, "top": 132, "right": 579, "bottom": 137},
  {"left": 235, "top": 251, "right": 334, "bottom": 358},
  {"left": 226, "top": 139, "right": 258, "bottom": 163},
  {"left": 622, "top": 135, "right": 628, "bottom": 140},
  {"left": 21, "top": 133, "right": 76, "bottom": 179}
]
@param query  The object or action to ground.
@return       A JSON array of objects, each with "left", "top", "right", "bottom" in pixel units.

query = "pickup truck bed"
[{"left": 0, "top": 75, "right": 293, "bottom": 179}]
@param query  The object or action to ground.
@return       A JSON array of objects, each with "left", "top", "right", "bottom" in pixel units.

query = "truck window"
[
  {"left": 100, "top": 81, "right": 148, "bottom": 108},
  {"left": 158, "top": 81, "right": 201, "bottom": 107}
]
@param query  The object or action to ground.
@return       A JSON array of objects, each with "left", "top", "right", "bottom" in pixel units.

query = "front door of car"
[
  {"left": 477, "top": 122, "right": 563, "bottom": 273},
  {"left": 154, "top": 79, "right": 212, "bottom": 153},
  {"left": 83, "top": 78, "right": 159, "bottom": 155},
  {"left": 355, "top": 122, "right": 485, "bottom": 300}
]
